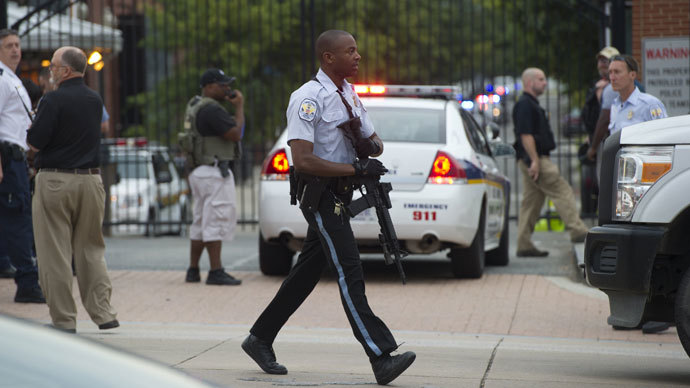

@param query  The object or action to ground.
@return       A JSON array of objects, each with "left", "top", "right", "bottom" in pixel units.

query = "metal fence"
[{"left": 10, "top": 0, "right": 605, "bottom": 234}]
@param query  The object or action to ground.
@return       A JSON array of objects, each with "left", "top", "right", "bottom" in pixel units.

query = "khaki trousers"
[
  {"left": 517, "top": 157, "right": 589, "bottom": 251},
  {"left": 32, "top": 171, "right": 117, "bottom": 330}
]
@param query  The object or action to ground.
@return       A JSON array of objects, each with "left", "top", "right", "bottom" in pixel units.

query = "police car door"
[{"left": 459, "top": 110, "right": 504, "bottom": 248}]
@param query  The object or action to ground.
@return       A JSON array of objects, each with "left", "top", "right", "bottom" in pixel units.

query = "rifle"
[{"left": 338, "top": 117, "right": 408, "bottom": 284}]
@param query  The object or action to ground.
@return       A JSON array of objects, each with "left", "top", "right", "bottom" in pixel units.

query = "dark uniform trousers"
[
  {"left": 0, "top": 157, "right": 38, "bottom": 290},
  {"left": 251, "top": 189, "right": 398, "bottom": 360}
]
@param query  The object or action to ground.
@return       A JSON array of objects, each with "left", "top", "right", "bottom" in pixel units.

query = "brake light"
[
  {"left": 427, "top": 151, "right": 466, "bottom": 184},
  {"left": 261, "top": 148, "right": 290, "bottom": 180}
]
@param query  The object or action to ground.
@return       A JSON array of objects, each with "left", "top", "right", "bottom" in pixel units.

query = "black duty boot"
[
  {"left": 371, "top": 351, "right": 416, "bottom": 385},
  {"left": 185, "top": 267, "right": 201, "bottom": 283},
  {"left": 241, "top": 334, "right": 288, "bottom": 375},
  {"left": 206, "top": 268, "right": 241, "bottom": 285},
  {"left": 14, "top": 286, "right": 46, "bottom": 303}
]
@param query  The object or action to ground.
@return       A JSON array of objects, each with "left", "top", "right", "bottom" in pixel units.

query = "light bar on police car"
[{"left": 354, "top": 84, "right": 462, "bottom": 99}]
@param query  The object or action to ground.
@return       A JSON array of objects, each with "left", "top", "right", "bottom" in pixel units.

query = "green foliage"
[{"left": 127, "top": 0, "right": 601, "bottom": 146}]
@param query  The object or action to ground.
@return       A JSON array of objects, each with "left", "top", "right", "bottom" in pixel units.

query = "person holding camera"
[
  {"left": 241, "top": 30, "right": 415, "bottom": 386},
  {"left": 182, "top": 68, "right": 244, "bottom": 286}
]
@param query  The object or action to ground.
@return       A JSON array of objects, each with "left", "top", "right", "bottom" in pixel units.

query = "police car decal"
[{"left": 299, "top": 99, "right": 317, "bottom": 121}]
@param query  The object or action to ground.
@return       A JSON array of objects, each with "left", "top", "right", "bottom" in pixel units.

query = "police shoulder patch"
[{"left": 298, "top": 98, "right": 318, "bottom": 122}]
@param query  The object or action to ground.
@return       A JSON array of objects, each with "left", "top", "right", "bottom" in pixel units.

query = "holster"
[{"left": 218, "top": 160, "right": 230, "bottom": 178}]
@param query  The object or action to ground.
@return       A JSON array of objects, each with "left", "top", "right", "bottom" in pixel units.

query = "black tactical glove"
[
  {"left": 353, "top": 158, "right": 388, "bottom": 177},
  {"left": 355, "top": 138, "right": 381, "bottom": 158}
]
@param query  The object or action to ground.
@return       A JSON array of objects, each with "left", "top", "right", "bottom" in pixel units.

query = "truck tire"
[
  {"left": 448, "top": 208, "right": 485, "bottom": 278},
  {"left": 259, "top": 231, "right": 294, "bottom": 276},
  {"left": 675, "top": 267, "right": 690, "bottom": 358}
]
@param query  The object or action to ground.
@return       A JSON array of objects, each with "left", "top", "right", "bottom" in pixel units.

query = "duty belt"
[{"left": 39, "top": 168, "right": 101, "bottom": 175}]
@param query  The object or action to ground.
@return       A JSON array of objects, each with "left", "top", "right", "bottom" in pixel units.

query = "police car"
[
  {"left": 259, "top": 85, "right": 513, "bottom": 278},
  {"left": 106, "top": 138, "right": 190, "bottom": 236}
]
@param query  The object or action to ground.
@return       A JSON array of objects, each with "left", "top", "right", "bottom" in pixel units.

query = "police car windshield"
[
  {"left": 367, "top": 107, "right": 445, "bottom": 143},
  {"left": 112, "top": 154, "right": 149, "bottom": 179}
]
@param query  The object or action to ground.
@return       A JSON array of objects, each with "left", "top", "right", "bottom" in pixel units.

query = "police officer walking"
[
  {"left": 597, "top": 54, "right": 670, "bottom": 335},
  {"left": 241, "top": 30, "right": 415, "bottom": 386},
  {"left": 0, "top": 29, "right": 44, "bottom": 303},
  {"left": 182, "top": 68, "right": 244, "bottom": 286}
]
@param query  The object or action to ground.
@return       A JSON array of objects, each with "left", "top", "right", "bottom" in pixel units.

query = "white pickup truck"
[{"left": 585, "top": 114, "right": 690, "bottom": 358}]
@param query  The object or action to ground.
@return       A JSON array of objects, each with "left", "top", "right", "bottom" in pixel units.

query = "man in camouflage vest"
[{"left": 182, "top": 68, "right": 244, "bottom": 285}]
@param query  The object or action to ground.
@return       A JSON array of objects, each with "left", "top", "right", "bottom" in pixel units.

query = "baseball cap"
[
  {"left": 200, "top": 68, "right": 235, "bottom": 87},
  {"left": 596, "top": 46, "right": 620, "bottom": 60}
]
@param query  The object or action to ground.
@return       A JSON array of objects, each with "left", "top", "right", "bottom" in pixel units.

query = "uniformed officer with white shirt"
[
  {"left": 0, "top": 29, "right": 45, "bottom": 303},
  {"left": 242, "top": 30, "right": 415, "bottom": 386},
  {"left": 604, "top": 54, "right": 670, "bottom": 335},
  {"left": 608, "top": 55, "right": 667, "bottom": 133}
]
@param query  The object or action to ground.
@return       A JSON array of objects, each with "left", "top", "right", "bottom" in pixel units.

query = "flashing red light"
[
  {"left": 427, "top": 151, "right": 466, "bottom": 184},
  {"left": 262, "top": 148, "right": 290, "bottom": 178},
  {"left": 496, "top": 86, "right": 506, "bottom": 96},
  {"left": 369, "top": 85, "right": 386, "bottom": 94},
  {"left": 354, "top": 85, "right": 369, "bottom": 94},
  {"left": 114, "top": 137, "right": 148, "bottom": 147}
]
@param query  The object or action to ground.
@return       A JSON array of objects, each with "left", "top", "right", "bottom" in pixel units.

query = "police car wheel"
[
  {"left": 675, "top": 267, "right": 690, "bottom": 358},
  {"left": 259, "top": 232, "right": 294, "bottom": 276},
  {"left": 448, "top": 207, "right": 485, "bottom": 278},
  {"left": 486, "top": 216, "right": 509, "bottom": 266}
]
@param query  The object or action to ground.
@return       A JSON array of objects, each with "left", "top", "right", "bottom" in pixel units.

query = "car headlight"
[{"left": 614, "top": 146, "right": 673, "bottom": 221}]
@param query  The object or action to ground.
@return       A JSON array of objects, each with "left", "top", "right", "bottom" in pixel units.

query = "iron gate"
[{"left": 9, "top": 0, "right": 604, "bottom": 234}]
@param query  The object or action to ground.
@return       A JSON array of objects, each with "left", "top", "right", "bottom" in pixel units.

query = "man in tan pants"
[
  {"left": 513, "top": 68, "right": 589, "bottom": 257},
  {"left": 27, "top": 46, "right": 117, "bottom": 333}
]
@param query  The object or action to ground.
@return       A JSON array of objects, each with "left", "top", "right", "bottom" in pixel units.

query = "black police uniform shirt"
[
  {"left": 197, "top": 103, "right": 236, "bottom": 137},
  {"left": 27, "top": 77, "right": 103, "bottom": 169},
  {"left": 512, "top": 92, "right": 556, "bottom": 162}
]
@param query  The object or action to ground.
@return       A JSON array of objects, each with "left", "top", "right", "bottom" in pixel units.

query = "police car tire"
[
  {"left": 259, "top": 232, "right": 294, "bottom": 276},
  {"left": 674, "top": 267, "right": 690, "bottom": 358},
  {"left": 449, "top": 207, "right": 485, "bottom": 279},
  {"left": 486, "top": 216, "right": 509, "bottom": 266},
  {"left": 486, "top": 193, "right": 510, "bottom": 267}
]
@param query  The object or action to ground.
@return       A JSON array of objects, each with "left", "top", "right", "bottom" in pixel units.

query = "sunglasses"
[{"left": 610, "top": 55, "right": 638, "bottom": 72}]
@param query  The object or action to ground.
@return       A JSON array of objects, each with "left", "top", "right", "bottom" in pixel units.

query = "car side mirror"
[
  {"left": 486, "top": 122, "right": 501, "bottom": 139},
  {"left": 489, "top": 141, "right": 516, "bottom": 158}
]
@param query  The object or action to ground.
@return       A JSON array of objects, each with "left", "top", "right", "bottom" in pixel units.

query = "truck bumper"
[{"left": 585, "top": 224, "right": 666, "bottom": 327}]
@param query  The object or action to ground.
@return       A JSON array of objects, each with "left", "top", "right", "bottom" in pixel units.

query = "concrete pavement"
[{"left": 1, "top": 225, "right": 688, "bottom": 387}]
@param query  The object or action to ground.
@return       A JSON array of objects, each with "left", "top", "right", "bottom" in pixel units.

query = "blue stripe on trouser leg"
[{"left": 314, "top": 211, "right": 382, "bottom": 357}]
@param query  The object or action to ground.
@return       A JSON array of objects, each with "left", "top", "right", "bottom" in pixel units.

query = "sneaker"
[
  {"left": 371, "top": 351, "right": 416, "bottom": 385},
  {"left": 14, "top": 286, "right": 46, "bottom": 303},
  {"left": 241, "top": 334, "right": 288, "bottom": 374},
  {"left": 206, "top": 268, "right": 241, "bottom": 285},
  {"left": 516, "top": 248, "right": 549, "bottom": 257},
  {"left": 185, "top": 267, "right": 201, "bottom": 283}
]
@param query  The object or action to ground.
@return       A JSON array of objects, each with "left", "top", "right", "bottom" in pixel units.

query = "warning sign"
[{"left": 642, "top": 36, "right": 690, "bottom": 117}]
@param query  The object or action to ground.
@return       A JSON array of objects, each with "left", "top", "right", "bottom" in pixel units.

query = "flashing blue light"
[
  {"left": 461, "top": 100, "right": 474, "bottom": 110},
  {"left": 485, "top": 84, "right": 494, "bottom": 93},
  {"left": 504, "top": 86, "right": 510, "bottom": 95},
  {"left": 455, "top": 93, "right": 463, "bottom": 101}
]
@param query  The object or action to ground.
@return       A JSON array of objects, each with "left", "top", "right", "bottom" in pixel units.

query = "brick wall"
[{"left": 632, "top": 0, "right": 690, "bottom": 74}]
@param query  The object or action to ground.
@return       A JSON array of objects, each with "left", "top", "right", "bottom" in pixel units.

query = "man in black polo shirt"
[
  {"left": 27, "top": 46, "right": 118, "bottom": 333},
  {"left": 513, "top": 67, "right": 589, "bottom": 258}
]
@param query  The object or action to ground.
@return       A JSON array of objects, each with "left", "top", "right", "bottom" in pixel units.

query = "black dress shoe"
[
  {"left": 642, "top": 321, "right": 671, "bottom": 334},
  {"left": 516, "top": 248, "right": 549, "bottom": 257},
  {"left": 185, "top": 267, "right": 200, "bottom": 283},
  {"left": 98, "top": 320, "right": 120, "bottom": 330},
  {"left": 0, "top": 265, "right": 16, "bottom": 278},
  {"left": 371, "top": 351, "right": 416, "bottom": 385},
  {"left": 241, "top": 334, "right": 287, "bottom": 375},
  {"left": 14, "top": 286, "right": 46, "bottom": 303}
]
